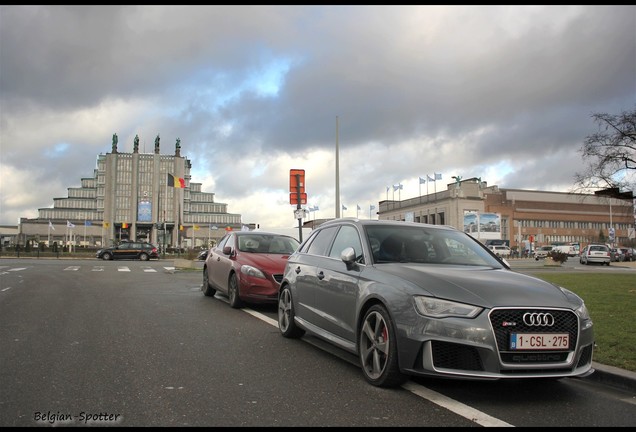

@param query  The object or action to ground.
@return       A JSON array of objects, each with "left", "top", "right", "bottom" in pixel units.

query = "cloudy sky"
[{"left": 1, "top": 5, "right": 635, "bottom": 229}]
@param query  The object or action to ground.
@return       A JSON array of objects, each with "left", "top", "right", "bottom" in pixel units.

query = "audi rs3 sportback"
[{"left": 277, "top": 219, "right": 595, "bottom": 388}]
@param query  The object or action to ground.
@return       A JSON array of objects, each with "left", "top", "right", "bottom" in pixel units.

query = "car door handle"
[
  {"left": 317, "top": 271, "right": 325, "bottom": 280},
  {"left": 217, "top": 257, "right": 220, "bottom": 261},
  {"left": 295, "top": 266, "right": 301, "bottom": 274}
]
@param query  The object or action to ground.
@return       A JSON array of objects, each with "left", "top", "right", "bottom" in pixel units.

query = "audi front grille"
[{"left": 489, "top": 308, "right": 578, "bottom": 365}]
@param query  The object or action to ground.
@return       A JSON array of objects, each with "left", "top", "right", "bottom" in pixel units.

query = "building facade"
[
  {"left": 17, "top": 134, "right": 243, "bottom": 249},
  {"left": 378, "top": 177, "right": 635, "bottom": 251}
]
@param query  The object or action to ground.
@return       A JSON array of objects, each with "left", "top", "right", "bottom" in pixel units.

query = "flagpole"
[
  {"left": 83, "top": 221, "right": 87, "bottom": 247},
  {"left": 164, "top": 175, "right": 168, "bottom": 257},
  {"left": 48, "top": 222, "right": 51, "bottom": 245}
]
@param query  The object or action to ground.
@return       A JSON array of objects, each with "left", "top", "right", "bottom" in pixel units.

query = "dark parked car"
[
  {"left": 202, "top": 231, "right": 300, "bottom": 308},
  {"left": 197, "top": 249, "right": 209, "bottom": 260},
  {"left": 96, "top": 241, "right": 159, "bottom": 261},
  {"left": 277, "top": 219, "right": 594, "bottom": 388},
  {"left": 610, "top": 247, "right": 625, "bottom": 262},
  {"left": 620, "top": 247, "right": 634, "bottom": 262}
]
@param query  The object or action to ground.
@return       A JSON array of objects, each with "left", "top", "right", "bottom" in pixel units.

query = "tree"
[{"left": 574, "top": 108, "right": 636, "bottom": 192}]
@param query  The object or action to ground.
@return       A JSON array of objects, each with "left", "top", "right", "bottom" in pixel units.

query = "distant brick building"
[{"left": 378, "top": 177, "right": 635, "bottom": 251}]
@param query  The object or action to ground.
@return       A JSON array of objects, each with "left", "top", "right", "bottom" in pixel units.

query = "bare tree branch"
[{"left": 574, "top": 107, "right": 636, "bottom": 193}]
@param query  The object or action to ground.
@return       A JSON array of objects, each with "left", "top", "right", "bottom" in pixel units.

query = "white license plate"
[{"left": 510, "top": 333, "right": 569, "bottom": 350}]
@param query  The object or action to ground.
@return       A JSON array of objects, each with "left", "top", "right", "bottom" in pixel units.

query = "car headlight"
[
  {"left": 559, "top": 287, "right": 591, "bottom": 320},
  {"left": 414, "top": 296, "right": 483, "bottom": 318},
  {"left": 241, "top": 265, "right": 266, "bottom": 279}
]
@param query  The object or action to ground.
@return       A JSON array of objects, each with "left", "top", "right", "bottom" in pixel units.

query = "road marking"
[
  {"left": 117, "top": 267, "right": 131, "bottom": 272},
  {"left": 64, "top": 266, "right": 80, "bottom": 271},
  {"left": 1, "top": 287, "right": 11, "bottom": 292},
  {"left": 92, "top": 266, "right": 105, "bottom": 272},
  {"left": 402, "top": 381, "right": 513, "bottom": 427},
  {"left": 245, "top": 306, "right": 514, "bottom": 428},
  {"left": 8, "top": 268, "right": 26, "bottom": 272},
  {"left": 143, "top": 267, "right": 157, "bottom": 272}
]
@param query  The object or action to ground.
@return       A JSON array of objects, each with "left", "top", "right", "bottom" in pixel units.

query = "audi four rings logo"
[{"left": 523, "top": 312, "right": 555, "bottom": 326}]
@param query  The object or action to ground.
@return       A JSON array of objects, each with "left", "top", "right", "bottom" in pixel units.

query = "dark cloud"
[{"left": 1, "top": 5, "right": 635, "bottom": 227}]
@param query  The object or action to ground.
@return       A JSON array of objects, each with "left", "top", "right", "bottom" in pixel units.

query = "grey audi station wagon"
[{"left": 277, "top": 219, "right": 594, "bottom": 388}]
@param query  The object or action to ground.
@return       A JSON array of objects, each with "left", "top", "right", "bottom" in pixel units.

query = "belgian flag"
[{"left": 167, "top": 173, "right": 185, "bottom": 188}]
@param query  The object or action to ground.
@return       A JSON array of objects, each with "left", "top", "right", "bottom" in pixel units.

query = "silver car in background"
[
  {"left": 580, "top": 244, "right": 611, "bottom": 265},
  {"left": 277, "top": 219, "right": 594, "bottom": 388}
]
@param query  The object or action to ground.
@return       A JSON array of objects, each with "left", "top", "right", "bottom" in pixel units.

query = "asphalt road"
[{"left": 1, "top": 257, "right": 635, "bottom": 427}]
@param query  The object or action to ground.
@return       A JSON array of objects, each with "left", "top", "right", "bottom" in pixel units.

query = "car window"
[
  {"left": 239, "top": 235, "right": 262, "bottom": 252},
  {"left": 264, "top": 236, "right": 299, "bottom": 254},
  {"left": 329, "top": 225, "right": 363, "bottom": 263},
  {"left": 306, "top": 226, "right": 338, "bottom": 256},
  {"left": 216, "top": 234, "right": 230, "bottom": 250},
  {"left": 367, "top": 224, "right": 501, "bottom": 266}
]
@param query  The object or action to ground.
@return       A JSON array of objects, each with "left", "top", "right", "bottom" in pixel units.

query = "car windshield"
[
  {"left": 238, "top": 234, "right": 300, "bottom": 254},
  {"left": 366, "top": 224, "right": 503, "bottom": 267}
]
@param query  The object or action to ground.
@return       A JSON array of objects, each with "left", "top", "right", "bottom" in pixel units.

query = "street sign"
[
  {"left": 290, "top": 193, "right": 307, "bottom": 205},
  {"left": 289, "top": 169, "right": 305, "bottom": 193}
]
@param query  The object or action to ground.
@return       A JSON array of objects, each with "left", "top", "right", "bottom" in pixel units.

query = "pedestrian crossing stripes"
[{"left": 1, "top": 266, "right": 176, "bottom": 273}]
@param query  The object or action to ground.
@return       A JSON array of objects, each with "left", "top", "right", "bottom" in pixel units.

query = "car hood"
[
  {"left": 378, "top": 264, "right": 573, "bottom": 308},
  {"left": 239, "top": 253, "right": 291, "bottom": 272}
]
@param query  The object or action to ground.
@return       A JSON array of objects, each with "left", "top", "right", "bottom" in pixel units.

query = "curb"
[{"left": 585, "top": 362, "right": 636, "bottom": 393}]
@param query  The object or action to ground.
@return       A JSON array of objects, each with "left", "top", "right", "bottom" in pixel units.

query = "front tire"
[
  {"left": 228, "top": 273, "right": 244, "bottom": 309},
  {"left": 358, "top": 304, "right": 406, "bottom": 388},
  {"left": 139, "top": 253, "right": 149, "bottom": 261},
  {"left": 278, "top": 285, "right": 304, "bottom": 338},
  {"left": 102, "top": 252, "right": 112, "bottom": 261},
  {"left": 201, "top": 268, "right": 216, "bottom": 297}
]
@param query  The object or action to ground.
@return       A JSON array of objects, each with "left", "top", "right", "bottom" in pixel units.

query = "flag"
[
  {"left": 48, "top": 221, "right": 55, "bottom": 231},
  {"left": 427, "top": 175, "right": 434, "bottom": 181},
  {"left": 342, "top": 205, "right": 347, "bottom": 211},
  {"left": 357, "top": 205, "right": 361, "bottom": 211},
  {"left": 419, "top": 177, "right": 426, "bottom": 184},
  {"left": 122, "top": 222, "right": 129, "bottom": 229},
  {"left": 85, "top": 220, "right": 92, "bottom": 226},
  {"left": 167, "top": 173, "right": 185, "bottom": 188},
  {"left": 370, "top": 205, "right": 376, "bottom": 210},
  {"left": 393, "top": 184, "right": 403, "bottom": 191},
  {"left": 386, "top": 186, "right": 389, "bottom": 193},
  {"left": 435, "top": 173, "right": 442, "bottom": 180},
  {"left": 103, "top": 222, "right": 110, "bottom": 228},
  {"left": 66, "top": 220, "right": 75, "bottom": 228},
  {"left": 194, "top": 224, "right": 200, "bottom": 230},
  {"left": 180, "top": 225, "right": 184, "bottom": 231}
]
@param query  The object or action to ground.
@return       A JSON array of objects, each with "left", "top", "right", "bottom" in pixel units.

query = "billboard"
[
  {"left": 464, "top": 211, "right": 501, "bottom": 241},
  {"left": 138, "top": 201, "right": 152, "bottom": 222}
]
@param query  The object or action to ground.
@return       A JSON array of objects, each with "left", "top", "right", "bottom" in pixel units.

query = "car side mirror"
[
  {"left": 223, "top": 245, "right": 233, "bottom": 256},
  {"left": 340, "top": 247, "right": 358, "bottom": 269}
]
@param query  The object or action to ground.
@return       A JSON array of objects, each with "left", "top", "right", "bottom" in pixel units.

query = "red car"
[{"left": 202, "top": 231, "right": 300, "bottom": 308}]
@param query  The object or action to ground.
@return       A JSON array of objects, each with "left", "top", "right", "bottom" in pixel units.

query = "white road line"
[
  {"left": 246, "top": 306, "right": 514, "bottom": 428},
  {"left": 92, "top": 267, "right": 105, "bottom": 271},
  {"left": 117, "top": 267, "right": 131, "bottom": 272},
  {"left": 401, "top": 381, "right": 513, "bottom": 427},
  {"left": 64, "top": 266, "right": 80, "bottom": 271},
  {"left": 1, "top": 287, "right": 11, "bottom": 292},
  {"left": 8, "top": 268, "right": 27, "bottom": 271},
  {"left": 143, "top": 268, "right": 157, "bottom": 272}
]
